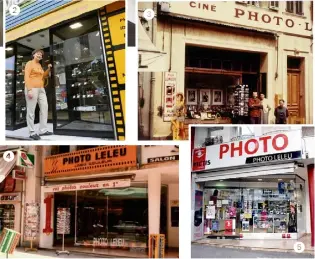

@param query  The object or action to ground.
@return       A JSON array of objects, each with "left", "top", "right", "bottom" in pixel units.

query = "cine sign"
[{"left": 148, "top": 155, "right": 179, "bottom": 163}]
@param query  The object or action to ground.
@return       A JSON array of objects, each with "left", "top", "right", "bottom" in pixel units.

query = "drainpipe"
[{"left": 149, "top": 2, "right": 158, "bottom": 139}]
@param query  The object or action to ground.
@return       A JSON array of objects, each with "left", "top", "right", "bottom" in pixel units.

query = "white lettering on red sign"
[{"left": 219, "top": 134, "right": 289, "bottom": 159}]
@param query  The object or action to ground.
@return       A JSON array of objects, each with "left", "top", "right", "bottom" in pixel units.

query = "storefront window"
[
  {"left": 203, "top": 175, "right": 303, "bottom": 237},
  {"left": 15, "top": 45, "right": 33, "bottom": 125},
  {"left": 5, "top": 45, "right": 15, "bottom": 127},
  {"left": 54, "top": 185, "right": 148, "bottom": 254},
  {"left": 0, "top": 205, "right": 15, "bottom": 231},
  {"left": 52, "top": 15, "right": 113, "bottom": 134}
]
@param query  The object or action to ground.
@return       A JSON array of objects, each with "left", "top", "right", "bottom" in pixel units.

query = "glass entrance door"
[{"left": 50, "top": 14, "right": 114, "bottom": 138}]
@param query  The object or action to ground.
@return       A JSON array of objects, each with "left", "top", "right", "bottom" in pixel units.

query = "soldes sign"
[{"left": 192, "top": 131, "right": 302, "bottom": 171}]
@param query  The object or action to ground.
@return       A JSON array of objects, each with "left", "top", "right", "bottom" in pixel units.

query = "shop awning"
[
  {"left": 138, "top": 19, "right": 168, "bottom": 72},
  {"left": 194, "top": 162, "right": 296, "bottom": 182},
  {"left": 0, "top": 156, "right": 18, "bottom": 183},
  {"left": 6, "top": 0, "right": 115, "bottom": 42}
]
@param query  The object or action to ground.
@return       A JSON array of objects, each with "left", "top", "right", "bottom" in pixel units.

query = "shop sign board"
[
  {"left": 192, "top": 131, "right": 303, "bottom": 171},
  {"left": 147, "top": 155, "right": 179, "bottom": 164},
  {"left": 163, "top": 72, "right": 177, "bottom": 122},
  {"left": 16, "top": 151, "right": 34, "bottom": 168},
  {"left": 168, "top": 1, "right": 312, "bottom": 37},
  {"left": 141, "top": 145, "right": 179, "bottom": 165},
  {"left": 43, "top": 179, "right": 131, "bottom": 193},
  {"left": 44, "top": 146, "right": 137, "bottom": 177},
  {"left": 24, "top": 203, "right": 40, "bottom": 241},
  {"left": 0, "top": 193, "right": 21, "bottom": 202},
  {"left": 12, "top": 165, "right": 26, "bottom": 180}
]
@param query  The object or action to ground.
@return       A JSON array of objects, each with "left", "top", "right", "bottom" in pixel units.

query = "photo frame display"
[
  {"left": 212, "top": 89, "right": 223, "bottom": 105},
  {"left": 186, "top": 88, "right": 198, "bottom": 105},
  {"left": 199, "top": 89, "right": 211, "bottom": 105}
]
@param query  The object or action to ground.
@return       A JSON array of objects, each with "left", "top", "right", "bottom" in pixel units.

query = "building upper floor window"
[
  {"left": 236, "top": 1, "right": 279, "bottom": 10},
  {"left": 286, "top": 1, "right": 303, "bottom": 15},
  {"left": 51, "top": 146, "right": 70, "bottom": 155}
]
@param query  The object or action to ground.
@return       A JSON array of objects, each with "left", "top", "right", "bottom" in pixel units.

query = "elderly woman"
[{"left": 24, "top": 49, "right": 52, "bottom": 140}]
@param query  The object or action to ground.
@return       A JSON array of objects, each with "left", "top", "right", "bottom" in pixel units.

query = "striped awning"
[{"left": 0, "top": 156, "right": 17, "bottom": 183}]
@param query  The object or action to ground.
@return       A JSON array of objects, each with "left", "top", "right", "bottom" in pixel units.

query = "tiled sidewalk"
[{"left": 193, "top": 234, "right": 314, "bottom": 255}]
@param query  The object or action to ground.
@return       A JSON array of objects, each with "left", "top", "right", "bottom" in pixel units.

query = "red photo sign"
[{"left": 192, "top": 148, "right": 208, "bottom": 171}]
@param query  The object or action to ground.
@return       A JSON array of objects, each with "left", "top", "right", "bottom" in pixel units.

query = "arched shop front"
[{"left": 191, "top": 130, "right": 314, "bottom": 244}]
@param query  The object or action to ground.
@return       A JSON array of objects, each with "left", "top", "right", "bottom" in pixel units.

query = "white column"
[{"left": 148, "top": 171, "right": 161, "bottom": 235}]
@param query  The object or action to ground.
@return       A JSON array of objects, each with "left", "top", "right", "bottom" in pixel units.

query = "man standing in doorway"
[
  {"left": 260, "top": 93, "right": 271, "bottom": 124},
  {"left": 274, "top": 99, "right": 289, "bottom": 124},
  {"left": 248, "top": 92, "right": 262, "bottom": 124}
]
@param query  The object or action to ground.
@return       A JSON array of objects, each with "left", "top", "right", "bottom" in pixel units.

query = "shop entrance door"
[
  {"left": 287, "top": 57, "right": 305, "bottom": 123},
  {"left": 287, "top": 72, "right": 301, "bottom": 119}
]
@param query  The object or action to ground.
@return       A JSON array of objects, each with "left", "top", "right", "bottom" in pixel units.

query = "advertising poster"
[
  {"left": 206, "top": 205, "right": 216, "bottom": 219},
  {"left": 57, "top": 208, "right": 70, "bottom": 235},
  {"left": 163, "top": 72, "right": 177, "bottom": 121},
  {"left": 224, "top": 219, "right": 233, "bottom": 235},
  {"left": 193, "top": 190, "right": 203, "bottom": 239},
  {"left": 24, "top": 203, "right": 40, "bottom": 240}
]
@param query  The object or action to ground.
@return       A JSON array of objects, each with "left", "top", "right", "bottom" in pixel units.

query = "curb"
[{"left": 192, "top": 242, "right": 315, "bottom": 255}]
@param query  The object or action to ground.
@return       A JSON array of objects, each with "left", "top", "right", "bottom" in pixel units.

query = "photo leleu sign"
[
  {"left": 192, "top": 131, "right": 303, "bottom": 172},
  {"left": 44, "top": 146, "right": 137, "bottom": 177},
  {"left": 57, "top": 208, "right": 70, "bottom": 235},
  {"left": 24, "top": 203, "right": 40, "bottom": 241},
  {"left": 163, "top": 72, "right": 177, "bottom": 121}
]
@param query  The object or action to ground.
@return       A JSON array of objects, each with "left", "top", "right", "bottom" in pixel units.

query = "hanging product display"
[
  {"left": 163, "top": 72, "right": 177, "bottom": 121},
  {"left": 233, "top": 85, "right": 249, "bottom": 117},
  {"left": 56, "top": 208, "right": 70, "bottom": 235},
  {"left": 24, "top": 203, "right": 40, "bottom": 241}
]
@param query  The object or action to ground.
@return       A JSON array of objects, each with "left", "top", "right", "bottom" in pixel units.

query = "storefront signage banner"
[
  {"left": 44, "top": 146, "right": 137, "bottom": 177},
  {"left": 163, "top": 72, "right": 177, "bottom": 122},
  {"left": 168, "top": 1, "right": 312, "bottom": 37},
  {"left": 148, "top": 155, "right": 179, "bottom": 163},
  {"left": 192, "top": 131, "right": 303, "bottom": 171},
  {"left": 0, "top": 193, "right": 21, "bottom": 202},
  {"left": 43, "top": 179, "right": 131, "bottom": 193},
  {"left": 141, "top": 145, "right": 179, "bottom": 165}
]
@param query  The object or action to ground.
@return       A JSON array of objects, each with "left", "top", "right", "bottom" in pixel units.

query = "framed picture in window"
[
  {"left": 199, "top": 89, "right": 211, "bottom": 106},
  {"left": 186, "top": 88, "right": 197, "bottom": 105},
  {"left": 212, "top": 89, "right": 223, "bottom": 105}
]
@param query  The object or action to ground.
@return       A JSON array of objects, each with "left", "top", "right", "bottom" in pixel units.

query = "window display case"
[{"left": 0, "top": 205, "right": 15, "bottom": 231}]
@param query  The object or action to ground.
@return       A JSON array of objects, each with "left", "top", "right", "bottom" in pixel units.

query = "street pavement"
[
  {"left": 0, "top": 248, "right": 108, "bottom": 258},
  {"left": 191, "top": 244, "right": 314, "bottom": 258}
]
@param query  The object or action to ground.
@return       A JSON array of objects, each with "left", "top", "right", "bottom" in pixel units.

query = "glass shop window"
[
  {"left": 5, "top": 45, "right": 15, "bottom": 126},
  {"left": 51, "top": 14, "right": 113, "bottom": 132}
]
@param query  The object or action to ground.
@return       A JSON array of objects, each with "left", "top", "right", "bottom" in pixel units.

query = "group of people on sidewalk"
[{"left": 248, "top": 92, "right": 289, "bottom": 124}]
